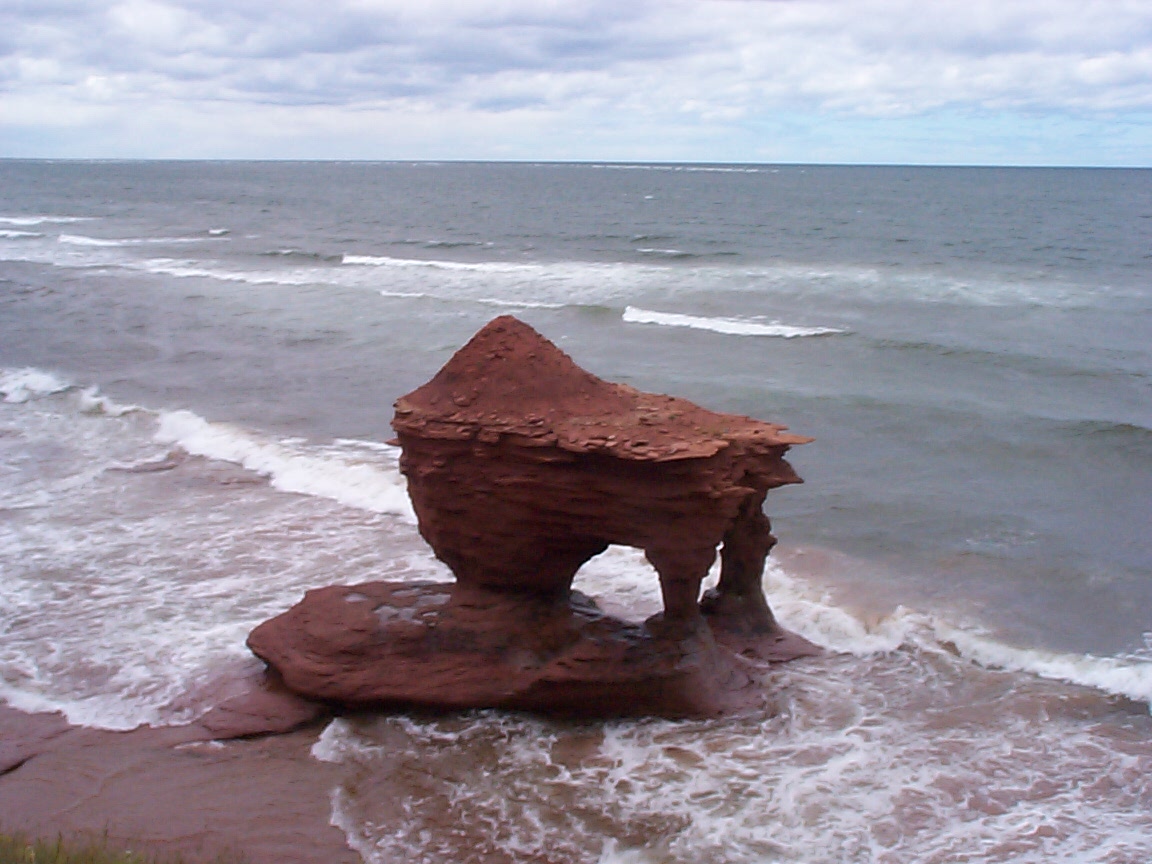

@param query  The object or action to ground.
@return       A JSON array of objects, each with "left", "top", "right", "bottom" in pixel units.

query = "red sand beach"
[{"left": 0, "top": 703, "right": 358, "bottom": 864}]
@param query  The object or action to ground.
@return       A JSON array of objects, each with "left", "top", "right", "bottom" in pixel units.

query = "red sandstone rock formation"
[
  {"left": 249, "top": 316, "right": 818, "bottom": 718},
  {"left": 249, "top": 581, "right": 763, "bottom": 717}
]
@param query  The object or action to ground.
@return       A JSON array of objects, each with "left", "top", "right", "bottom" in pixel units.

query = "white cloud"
[{"left": 1, "top": 0, "right": 1150, "bottom": 162}]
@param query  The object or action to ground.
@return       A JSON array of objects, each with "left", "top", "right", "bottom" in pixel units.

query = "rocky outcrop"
[
  {"left": 249, "top": 316, "right": 818, "bottom": 718},
  {"left": 248, "top": 581, "right": 765, "bottom": 717}
]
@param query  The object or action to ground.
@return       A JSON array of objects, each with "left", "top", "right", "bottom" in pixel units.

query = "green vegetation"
[{"left": 0, "top": 833, "right": 243, "bottom": 864}]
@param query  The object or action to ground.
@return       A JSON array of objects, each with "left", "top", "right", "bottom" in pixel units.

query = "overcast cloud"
[{"left": 2, "top": 0, "right": 1150, "bottom": 163}]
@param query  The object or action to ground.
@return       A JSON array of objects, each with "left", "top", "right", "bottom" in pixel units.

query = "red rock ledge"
[{"left": 249, "top": 316, "right": 818, "bottom": 718}]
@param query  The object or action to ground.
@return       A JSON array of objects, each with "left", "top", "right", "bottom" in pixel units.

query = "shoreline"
[{"left": 0, "top": 701, "right": 358, "bottom": 864}]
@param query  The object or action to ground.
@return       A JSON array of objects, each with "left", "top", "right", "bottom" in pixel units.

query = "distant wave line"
[
  {"left": 378, "top": 289, "right": 565, "bottom": 310},
  {"left": 623, "top": 306, "right": 845, "bottom": 338},
  {"left": 0, "top": 215, "right": 93, "bottom": 226},
  {"left": 585, "top": 164, "right": 763, "bottom": 174},
  {"left": 344, "top": 254, "right": 535, "bottom": 273},
  {"left": 59, "top": 234, "right": 206, "bottom": 248}
]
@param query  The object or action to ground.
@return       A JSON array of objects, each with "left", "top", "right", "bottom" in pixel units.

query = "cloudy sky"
[{"left": 2, "top": 0, "right": 1150, "bottom": 165}]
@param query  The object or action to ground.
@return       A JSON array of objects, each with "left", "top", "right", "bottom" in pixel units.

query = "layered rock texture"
[{"left": 250, "top": 316, "right": 818, "bottom": 718}]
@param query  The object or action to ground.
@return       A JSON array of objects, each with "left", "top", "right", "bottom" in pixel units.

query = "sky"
[{"left": 2, "top": 0, "right": 1151, "bottom": 165}]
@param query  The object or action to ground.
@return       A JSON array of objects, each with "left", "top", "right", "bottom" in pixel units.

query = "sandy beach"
[{"left": 0, "top": 702, "right": 358, "bottom": 864}]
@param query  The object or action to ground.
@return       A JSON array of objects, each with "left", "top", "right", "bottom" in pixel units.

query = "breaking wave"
[
  {"left": 623, "top": 306, "right": 846, "bottom": 338},
  {"left": 154, "top": 410, "right": 415, "bottom": 522},
  {"left": 342, "top": 254, "right": 535, "bottom": 274},
  {"left": 59, "top": 233, "right": 205, "bottom": 247},
  {"left": 760, "top": 560, "right": 1152, "bottom": 710},
  {"left": 574, "top": 546, "right": 1152, "bottom": 712},
  {"left": 0, "top": 367, "right": 72, "bottom": 403},
  {"left": 0, "top": 215, "right": 92, "bottom": 226}
]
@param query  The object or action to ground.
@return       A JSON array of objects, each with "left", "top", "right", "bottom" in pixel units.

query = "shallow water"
[{"left": 316, "top": 659, "right": 1152, "bottom": 864}]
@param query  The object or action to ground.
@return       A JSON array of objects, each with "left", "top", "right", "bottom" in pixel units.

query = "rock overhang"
[{"left": 392, "top": 314, "right": 811, "bottom": 465}]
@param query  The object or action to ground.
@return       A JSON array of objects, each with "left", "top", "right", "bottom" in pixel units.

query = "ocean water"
[{"left": 1, "top": 160, "right": 1150, "bottom": 862}]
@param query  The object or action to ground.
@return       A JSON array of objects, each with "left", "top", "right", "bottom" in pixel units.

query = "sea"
[{"left": 1, "top": 160, "right": 1150, "bottom": 863}]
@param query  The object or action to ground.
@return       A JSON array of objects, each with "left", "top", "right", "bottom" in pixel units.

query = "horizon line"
[{"left": 1, "top": 156, "right": 1149, "bottom": 170}]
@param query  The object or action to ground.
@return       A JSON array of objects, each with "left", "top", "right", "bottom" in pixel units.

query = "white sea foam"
[
  {"left": 623, "top": 306, "right": 845, "bottom": 338},
  {"left": 154, "top": 410, "right": 415, "bottom": 521},
  {"left": 0, "top": 215, "right": 92, "bottom": 226},
  {"left": 938, "top": 623, "right": 1152, "bottom": 708},
  {"left": 377, "top": 289, "right": 431, "bottom": 300},
  {"left": 137, "top": 258, "right": 315, "bottom": 285},
  {"left": 0, "top": 483, "right": 423, "bottom": 730},
  {"left": 58, "top": 233, "right": 126, "bottom": 247},
  {"left": 344, "top": 253, "right": 533, "bottom": 274},
  {"left": 76, "top": 386, "right": 141, "bottom": 417},
  {"left": 0, "top": 368, "right": 139, "bottom": 414},
  {"left": 379, "top": 289, "right": 564, "bottom": 310},
  {"left": 475, "top": 296, "right": 565, "bottom": 309},
  {"left": 573, "top": 546, "right": 1152, "bottom": 712},
  {"left": 314, "top": 672, "right": 1152, "bottom": 864},
  {"left": 760, "top": 560, "right": 1152, "bottom": 711},
  {"left": 138, "top": 260, "right": 238, "bottom": 280},
  {"left": 59, "top": 234, "right": 203, "bottom": 247},
  {"left": 635, "top": 247, "right": 694, "bottom": 258},
  {"left": 0, "top": 229, "right": 43, "bottom": 239},
  {"left": 332, "top": 437, "right": 402, "bottom": 453},
  {"left": 0, "top": 367, "right": 71, "bottom": 403}
]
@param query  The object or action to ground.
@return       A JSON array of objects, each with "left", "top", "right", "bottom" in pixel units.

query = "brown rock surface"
[
  {"left": 250, "top": 315, "right": 818, "bottom": 718},
  {"left": 250, "top": 581, "right": 766, "bottom": 717},
  {"left": 0, "top": 704, "right": 356, "bottom": 864},
  {"left": 188, "top": 667, "right": 332, "bottom": 740}
]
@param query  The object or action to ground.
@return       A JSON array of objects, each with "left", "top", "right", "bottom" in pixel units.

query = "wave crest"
[
  {"left": 623, "top": 306, "right": 845, "bottom": 338},
  {"left": 764, "top": 561, "right": 1152, "bottom": 710},
  {"left": 0, "top": 367, "right": 72, "bottom": 403},
  {"left": 154, "top": 410, "right": 415, "bottom": 522}
]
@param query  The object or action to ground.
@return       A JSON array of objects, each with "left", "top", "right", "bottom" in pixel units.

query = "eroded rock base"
[{"left": 248, "top": 580, "right": 818, "bottom": 719}]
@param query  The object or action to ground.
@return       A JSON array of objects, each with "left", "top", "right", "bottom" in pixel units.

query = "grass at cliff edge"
[{"left": 0, "top": 833, "right": 245, "bottom": 864}]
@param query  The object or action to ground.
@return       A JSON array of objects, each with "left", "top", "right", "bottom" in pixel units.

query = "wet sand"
[{"left": 0, "top": 703, "right": 358, "bottom": 864}]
